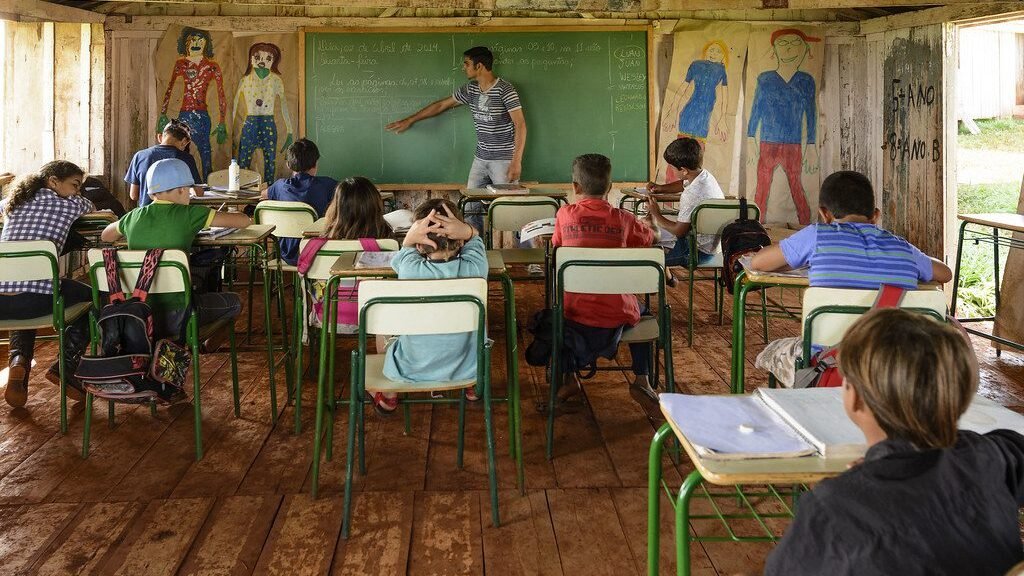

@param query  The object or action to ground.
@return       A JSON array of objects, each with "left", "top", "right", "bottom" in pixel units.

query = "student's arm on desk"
[
  {"left": 100, "top": 221, "right": 123, "bottom": 243},
  {"left": 930, "top": 258, "right": 952, "bottom": 284},
  {"left": 212, "top": 211, "right": 252, "bottom": 229},
  {"left": 749, "top": 244, "right": 789, "bottom": 272}
]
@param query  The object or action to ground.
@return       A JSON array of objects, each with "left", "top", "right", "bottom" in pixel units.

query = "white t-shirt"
[{"left": 676, "top": 169, "right": 725, "bottom": 254}]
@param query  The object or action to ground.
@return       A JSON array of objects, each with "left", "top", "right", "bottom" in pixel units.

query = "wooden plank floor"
[{"left": 1, "top": 273, "right": 1022, "bottom": 575}]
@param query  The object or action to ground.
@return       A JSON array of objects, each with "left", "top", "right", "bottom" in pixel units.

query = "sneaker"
[
  {"left": 527, "top": 264, "right": 544, "bottom": 276},
  {"left": 372, "top": 391, "right": 398, "bottom": 415},
  {"left": 44, "top": 364, "right": 85, "bottom": 402},
  {"left": 465, "top": 387, "right": 479, "bottom": 402},
  {"left": 629, "top": 377, "right": 663, "bottom": 423},
  {"left": 5, "top": 356, "right": 29, "bottom": 408}
]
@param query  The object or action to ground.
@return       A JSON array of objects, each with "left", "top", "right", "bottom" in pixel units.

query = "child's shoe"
[
  {"left": 372, "top": 392, "right": 398, "bottom": 415},
  {"left": 465, "top": 387, "right": 479, "bottom": 402},
  {"left": 5, "top": 356, "right": 29, "bottom": 408}
]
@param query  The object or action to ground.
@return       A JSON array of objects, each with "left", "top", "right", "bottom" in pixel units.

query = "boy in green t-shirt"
[{"left": 102, "top": 158, "right": 251, "bottom": 339}]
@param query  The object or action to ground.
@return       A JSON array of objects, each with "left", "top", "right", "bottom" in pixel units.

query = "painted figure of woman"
[
  {"left": 663, "top": 40, "right": 730, "bottom": 143},
  {"left": 232, "top": 42, "right": 293, "bottom": 185},
  {"left": 158, "top": 27, "right": 227, "bottom": 180}
]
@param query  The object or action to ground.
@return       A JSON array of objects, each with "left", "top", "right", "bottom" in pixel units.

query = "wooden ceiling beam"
[
  {"left": 859, "top": 2, "right": 1024, "bottom": 34},
  {"left": 1, "top": 0, "right": 106, "bottom": 22}
]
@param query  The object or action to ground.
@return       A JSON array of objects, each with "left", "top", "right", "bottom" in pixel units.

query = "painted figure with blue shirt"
[
  {"left": 375, "top": 199, "right": 488, "bottom": 414},
  {"left": 747, "top": 28, "right": 821, "bottom": 225}
]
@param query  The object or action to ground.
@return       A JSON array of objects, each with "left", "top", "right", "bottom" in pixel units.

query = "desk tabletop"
[
  {"left": 76, "top": 211, "right": 118, "bottom": 224},
  {"left": 460, "top": 187, "right": 568, "bottom": 201},
  {"left": 617, "top": 188, "right": 679, "bottom": 203},
  {"left": 741, "top": 268, "right": 810, "bottom": 287},
  {"left": 303, "top": 218, "right": 325, "bottom": 238},
  {"left": 329, "top": 249, "right": 506, "bottom": 278},
  {"left": 959, "top": 212, "right": 1024, "bottom": 233},
  {"left": 662, "top": 401, "right": 852, "bottom": 485},
  {"left": 190, "top": 193, "right": 262, "bottom": 207},
  {"left": 195, "top": 224, "right": 275, "bottom": 246}
]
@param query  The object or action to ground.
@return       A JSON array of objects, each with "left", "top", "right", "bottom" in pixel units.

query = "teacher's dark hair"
[
  {"left": 572, "top": 154, "right": 613, "bottom": 197},
  {"left": 286, "top": 139, "right": 320, "bottom": 173},
  {"left": 177, "top": 27, "right": 214, "bottom": 58},
  {"left": 463, "top": 46, "right": 494, "bottom": 71},
  {"left": 664, "top": 137, "right": 703, "bottom": 171}
]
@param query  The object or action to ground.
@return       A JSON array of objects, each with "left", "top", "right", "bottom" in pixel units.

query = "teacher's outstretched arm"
[
  {"left": 508, "top": 108, "right": 527, "bottom": 182},
  {"left": 386, "top": 96, "right": 461, "bottom": 134}
]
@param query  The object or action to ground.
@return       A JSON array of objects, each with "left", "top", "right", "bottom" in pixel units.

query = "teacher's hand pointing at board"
[{"left": 386, "top": 118, "right": 413, "bottom": 134}]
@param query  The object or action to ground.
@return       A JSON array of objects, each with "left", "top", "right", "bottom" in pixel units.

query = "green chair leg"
[
  {"left": 261, "top": 250, "right": 278, "bottom": 426},
  {"left": 483, "top": 344, "right": 500, "bottom": 528},
  {"left": 229, "top": 322, "right": 240, "bottom": 417},
  {"left": 191, "top": 324, "right": 204, "bottom": 461},
  {"left": 108, "top": 400, "right": 115, "bottom": 428},
  {"left": 457, "top": 392, "right": 467, "bottom": 469},
  {"left": 761, "top": 290, "right": 769, "bottom": 344},
  {"left": 81, "top": 393, "right": 94, "bottom": 458},
  {"left": 341, "top": 351, "right": 360, "bottom": 537},
  {"left": 310, "top": 317, "right": 334, "bottom": 499}
]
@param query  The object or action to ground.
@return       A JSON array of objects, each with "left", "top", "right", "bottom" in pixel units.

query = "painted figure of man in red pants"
[{"left": 747, "top": 28, "right": 821, "bottom": 225}]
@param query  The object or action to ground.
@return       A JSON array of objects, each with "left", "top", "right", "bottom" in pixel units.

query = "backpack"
[
  {"left": 75, "top": 248, "right": 191, "bottom": 404},
  {"left": 719, "top": 198, "right": 771, "bottom": 294},
  {"left": 792, "top": 285, "right": 906, "bottom": 389},
  {"left": 297, "top": 238, "right": 381, "bottom": 328}
]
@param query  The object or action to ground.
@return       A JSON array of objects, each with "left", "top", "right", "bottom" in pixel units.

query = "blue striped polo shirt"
[
  {"left": 453, "top": 79, "right": 522, "bottom": 161},
  {"left": 780, "top": 222, "right": 934, "bottom": 289}
]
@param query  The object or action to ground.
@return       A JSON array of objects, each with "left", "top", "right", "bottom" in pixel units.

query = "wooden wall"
[
  {"left": 958, "top": 27, "right": 1018, "bottom": 120},
  {"left": 1, "top": 22, "right": 104, "bottom": 177}
]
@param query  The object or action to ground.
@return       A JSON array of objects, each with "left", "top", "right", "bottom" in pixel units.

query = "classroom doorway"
[{"left": 953, "top": 19, "right": 1024, "bottom": 319}]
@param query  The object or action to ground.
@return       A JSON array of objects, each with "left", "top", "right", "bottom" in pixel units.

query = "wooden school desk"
[
  {"left": 190, "top": 191, "right": 262, "bottom": 208},
  {"left": 321, "top": 249, "right": 525, "bottom": 492},
  {"left": 951, "top": 212, "right": 1024, "bottom": 353},
  {"left": 646, "top": 401, "right": 853, "bottom": 576},
  {"left": 457, "top": 186, "right": 569, "bottom": 221},
  {"left": 617, "top": 187, "right": 680, "bottom": 216}
]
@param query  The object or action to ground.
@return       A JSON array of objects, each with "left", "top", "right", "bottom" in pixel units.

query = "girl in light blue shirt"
[{"left": 377, "top": 199, "right": 488, "bottom": 413}]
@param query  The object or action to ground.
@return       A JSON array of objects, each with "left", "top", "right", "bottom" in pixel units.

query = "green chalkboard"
[{"left": 302, "top": 28, "right": 650, "bottom": 185}]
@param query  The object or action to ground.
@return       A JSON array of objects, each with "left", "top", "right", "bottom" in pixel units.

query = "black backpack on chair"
[
  {"left": 719, "top": 198, "right": 771, "bottom": 294},
  {"left": 75, "top": 248, "right": 191, "bottom": 405}
]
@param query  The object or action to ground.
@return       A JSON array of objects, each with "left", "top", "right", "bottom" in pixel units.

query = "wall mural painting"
[
  {"left": 656, "top": 22, "right": 749, "bottom": 196},
  {"left": 233, "top": 42, "right": 294, "bottom": 186},
  {"left": 157, "top": 27, "right": 228, "bottom": 180},
  {"left": 744, "top": 26, "right": 825, "bottom": 225}
]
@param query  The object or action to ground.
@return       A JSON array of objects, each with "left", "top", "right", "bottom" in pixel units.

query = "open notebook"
[{"left": 661, "top": 388, "right": 1024, "bottom": 461}]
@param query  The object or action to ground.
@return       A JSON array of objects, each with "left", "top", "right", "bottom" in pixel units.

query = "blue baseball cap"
[{"left": 146, "top": 158, "right": 195, "bottom": 195}]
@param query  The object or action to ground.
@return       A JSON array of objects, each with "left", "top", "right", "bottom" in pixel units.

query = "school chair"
[
  {"left": 207, "top": 167, "right": 261, "bottom": 190},
  {"left": 683, "top": 199, "right": 760, "bottom": 346},
  {"left": 486, "top": 195, "right": 559, "bottom": 303},
  {"left": 339, "top": 278, "right": 498, "bottom": 537},
  {"left": 81, "top": 248, "right": 241, "bottom": 461},
  {"left": 294, "top": 238, "right": 399, "bottom": 442},
  {"left": 547, "top": 247, "right": 675, "bottom": 460},
  {"left": 798, "top": 286, "right": 948, "bottom": 367},
  {"left": 0, "top": 241, "right": 92, "bottom": 434},
  {"left": 253, "top": 200, "right": 319, "bottom": 391}
]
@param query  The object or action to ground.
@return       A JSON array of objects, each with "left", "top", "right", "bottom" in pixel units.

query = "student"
[
  {"left": 262, "top": 138, "right": 338, "bottom": 265},
  {"left": 298, "top": 176, "right": 391, "bottom": 334},
  {"left": 126, "top": 120, "right": 203, "bottom": 208},
  {"left": 377, "top": 199, "right": 488, "bottom": 413},
  {"left": 0, "top": 161, "right": 94, "bottom": 407},
  {"left": 766, "top": 308, "right": 1024, "bottom": 575},
  {"left": 551, "top": 153, "right": 660, "bottom": 419},
  {"left": 646, "top": 137, "right": 725, "bottom": 269},
  {"left": 750, "top": 170, "right": 952, "bottom": 386},
  {"left": 102, "top": 158, "right": 250, "bottom": 338}
]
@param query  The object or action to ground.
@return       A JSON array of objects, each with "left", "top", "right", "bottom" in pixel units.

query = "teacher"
[{"left": 386, "top": 46, "right": 527, "bottom": 231}]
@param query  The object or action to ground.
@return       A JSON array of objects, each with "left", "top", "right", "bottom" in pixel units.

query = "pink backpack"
[{"left": 297, "top": 238, "right": 381, "bottom": 327}]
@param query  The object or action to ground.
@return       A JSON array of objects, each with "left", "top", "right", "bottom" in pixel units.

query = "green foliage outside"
[
  {"left": 955, "top": 180, "right": 1020, "bottom": 319},
  {"left": 958, "top": 118, "right": 1024, "bottom": 152}
]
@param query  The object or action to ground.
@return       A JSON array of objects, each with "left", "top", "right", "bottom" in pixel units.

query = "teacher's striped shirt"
[
  {"left": 453, "top": 79, "right": 522, "bottom": 162},
  {"left": 779, "top": 222, "right": 934, "bottom": 290}
]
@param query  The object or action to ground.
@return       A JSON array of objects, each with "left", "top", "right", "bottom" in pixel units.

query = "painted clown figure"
[
  {"left": 158, "top": 27, "right": 227, "bottom": 180},
  {"left": 232, "top": 42, "right": 293, "bottom": 185},
  {"left": 747, "top": 28, "right": 820, "bottom": 225}
]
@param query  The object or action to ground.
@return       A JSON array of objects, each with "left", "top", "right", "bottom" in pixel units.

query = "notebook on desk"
[
  {"left": 196, "top": 227, "right": 237, "bottom": 240},
  {"left": 661, "top": 388, "right": 1024, "bottom": 461},
  {"left": 486, "top": 183, "right": 529, "bottom": 194}
]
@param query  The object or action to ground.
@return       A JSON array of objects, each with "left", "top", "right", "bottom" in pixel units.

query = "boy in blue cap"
[{"left": 103, "top": 158, "right": 251, "bottom": 338}]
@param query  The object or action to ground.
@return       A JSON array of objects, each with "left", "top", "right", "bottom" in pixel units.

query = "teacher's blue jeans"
[{"left": 466, "top": 157, "right": 512, "bottom": 233}]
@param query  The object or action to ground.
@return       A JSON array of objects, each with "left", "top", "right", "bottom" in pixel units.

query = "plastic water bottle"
[{"left": 228, "top": 159, "right": 240, "bottom": 192}]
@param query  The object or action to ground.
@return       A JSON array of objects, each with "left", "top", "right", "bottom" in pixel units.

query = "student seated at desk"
[
  {"left": 376, "top": 199, "right": 488, "bottom": 414},
  {"left": 645, "top": 137, "right": 725, "bottom": 273},
  {"left": 125, "top": 119, "right": 202, "bottom": 208},
  {"left": 766, "top": 308, "right": 1024, "bottom": 576},
  {"left": 261, "top": 138, "right": 338, "bottom": 265},
  {"left": 298, "top": 175, "right": 391, "bottom": 335},
  {"left": 550, "top": 153, "right": 660, "bottom": 420},
  {"left": 101, "top": 159, "right": 250, "bottom": 340},
  {"left": 0, "top": 161, "right": 94, "bottom": 407},
  {"left": 749, "top": 170, "right": 952, "bottom": 386}
]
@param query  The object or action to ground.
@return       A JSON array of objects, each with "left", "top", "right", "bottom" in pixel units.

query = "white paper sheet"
[{"left": 355, "top": 251, "right": 397, "bottom": 269}]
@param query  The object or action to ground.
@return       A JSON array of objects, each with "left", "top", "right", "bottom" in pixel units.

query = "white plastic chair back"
[
  {"left": 489, "top": 196, "right": 559, "bottom": 232},
  {"left": 207, "top": 168, "right": 261, "bottom": 189},
  {"left": 255, "top": 200, "right": 319, "bottom": 239},
  {"left": 802, "top": 286, "right": 948, "bottom": 347},
  {"left": 296, "top": 238, "right": 400, "bottom": 282},
  {"left": 0, "top": 240, "right": 58, "bottom": 283},
  {"left": 87, "top": 249, "right": 191, "bottom": 295},
  {"left": 555, "top": 247, "right": 664, "bottom": 295},
  {"left": 691, "top": 199, "right": 759, "bottom": 236},
  {"left": 358, "top": 278, "right": 487, "bottom": 336}
]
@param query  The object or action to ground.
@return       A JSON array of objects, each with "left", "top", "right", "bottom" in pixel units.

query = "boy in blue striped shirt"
[
  {"left": 750, "top": 170, "right": 951, "bottom": 387},
  {"left": 750, "top": 170, "right": 951, "bottom": 287}
]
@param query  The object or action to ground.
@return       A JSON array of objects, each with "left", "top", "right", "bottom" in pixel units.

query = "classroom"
[{"left": 2, "top": 0, "right": 1024, "bottom": 574}]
